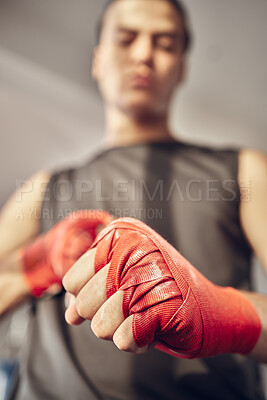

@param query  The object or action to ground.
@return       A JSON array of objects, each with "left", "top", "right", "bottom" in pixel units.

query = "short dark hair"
[{"left": 96, "top": 0, "right": 192, "bottom": 53}]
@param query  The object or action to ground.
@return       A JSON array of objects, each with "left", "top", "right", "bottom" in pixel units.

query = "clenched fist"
[{"left": 63, "top": 217, "right": 261, "bottom": 358}]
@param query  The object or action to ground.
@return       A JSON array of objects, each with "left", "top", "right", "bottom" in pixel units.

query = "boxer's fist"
[
  {"left": 63, "top": 218, "right": 261, "bottom": 358},
  {"left": 21, "top": 210, "right": 113, "bottom": 297}
]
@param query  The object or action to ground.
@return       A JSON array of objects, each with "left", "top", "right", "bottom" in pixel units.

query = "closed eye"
[
  {"left": 155, "top": 35, "right": 180, "bottom": 52},
  {"left": 114, "top": 29, "right": 137, "bottom": 46}
]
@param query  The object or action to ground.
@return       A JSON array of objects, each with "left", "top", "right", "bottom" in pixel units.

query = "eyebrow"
[{"left": 115, "top": 26, "right": 182, "bottom": 38}]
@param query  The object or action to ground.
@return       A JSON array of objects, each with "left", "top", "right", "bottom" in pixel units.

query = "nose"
[{"left": 129, "top": 34, "right": 154, "bottom": 67}]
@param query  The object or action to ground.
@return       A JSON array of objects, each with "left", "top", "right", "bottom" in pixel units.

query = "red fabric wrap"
[
  {"left": 22, "top": 210, "right": 113, "bottom": 297},
  {"left": 92, "top": 217, "right": 261, "bottom": 359}
]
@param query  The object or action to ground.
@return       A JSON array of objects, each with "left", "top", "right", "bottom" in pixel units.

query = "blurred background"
[
  {"left": 0, "top": 0, "right": 267, "bottom": 394},
  {"left": 1, "top": 0, "right": 267, "bottom": 204}
]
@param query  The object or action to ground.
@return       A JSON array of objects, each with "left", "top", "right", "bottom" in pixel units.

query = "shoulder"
[
  {"left": 238, "top": 147, "right": 267, "bottom": 217},
  {"left": 238, "top": 148, "right": 267, "bottom": 183},
  {"left": 0, "top": 170, "right": 51, "bottom": 255},
  {"left": 238, "top": 148, "right": 267, "bottom": 268},
  {"left": 175, "top": 140, "right": 240, "bottom": 178},
  {"left": 1, "top": 169, "right": 51, "bottom": 217},
  {"left": 176, "top": 140, "right": 238, "bottom": 157}
]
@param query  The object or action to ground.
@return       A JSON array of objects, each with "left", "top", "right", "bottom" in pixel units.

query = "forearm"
[
  {"left": 242, "top": 291, "right": 267, "bottom": 363},
  {"left": 0, "top": 250, "right": 30, "bottom": 316},
  {"left": 0, "top": 248, "right": 22, "bottom": 272}
]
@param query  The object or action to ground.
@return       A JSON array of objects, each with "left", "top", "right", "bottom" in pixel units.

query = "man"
[{"left": 0, "top": 0, "right": 267, "bottom": 399}]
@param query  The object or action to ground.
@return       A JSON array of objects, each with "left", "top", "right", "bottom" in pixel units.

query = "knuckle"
[
  {"left": 75, "top": 296, "right": 91, "bottom": 320},
  {"left": 113, "top": 334, "right": 132, "bottom": 352},
  {"left": 91, "top": 318, "right": 112, "bottom": 340},
  {"left": 62, "top": 274, "right": 77, "bottom": 294},
  {"left": 62, "top": 274, "right": 71, "bottom": 290}
]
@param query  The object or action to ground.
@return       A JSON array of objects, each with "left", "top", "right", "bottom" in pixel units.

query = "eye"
[
  {"left": 115, "top": 31, "right": 136, "bottom": 47},
  {"left": 155, "top": 36, "right": 177, "bottom": 52}
]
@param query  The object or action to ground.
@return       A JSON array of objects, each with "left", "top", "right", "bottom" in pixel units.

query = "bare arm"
[
  {"left": 239, "top": 148, "right": 267, "bottom": 362},
  {"left": 0, "top": 170, "right": 50, "bottom": 259},
  {"left": 0, "top": 170, "right": 51, "bottom": 315}
]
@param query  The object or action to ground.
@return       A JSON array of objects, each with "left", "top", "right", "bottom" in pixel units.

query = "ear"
[{"left": 91, "top": 46, "right": 101, "bottom": 81}]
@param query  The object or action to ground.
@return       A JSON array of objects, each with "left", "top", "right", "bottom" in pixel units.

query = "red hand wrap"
[
  {"left": 92, "top": 217, "right": 261, "bottom": 358},
  {"left": 21, "top": 210, "right": 113, "bottom": 297}
]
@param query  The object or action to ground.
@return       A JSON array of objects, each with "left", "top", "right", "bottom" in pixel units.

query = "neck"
[{"left": 103, "top": 106, "right": 175, "bottom": 148}]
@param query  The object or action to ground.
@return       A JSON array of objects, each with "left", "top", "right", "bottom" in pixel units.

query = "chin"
[
  {"left": 120, "top": 98, "right": 164, "bottom": 119},
  {"left": 128, "top": 106, "right": 159, "bottom": 120}
]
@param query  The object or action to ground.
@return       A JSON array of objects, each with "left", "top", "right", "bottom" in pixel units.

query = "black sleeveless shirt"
[{"left": 15, "top": 142, "right": 265, "bottom": 400}]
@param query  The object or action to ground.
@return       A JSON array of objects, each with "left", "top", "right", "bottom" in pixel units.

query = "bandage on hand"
[
  {"left": 21, "top": 210, "right": 113, "bottom": 297},
  {"left": 90, "top": 217, "right": 261, "bottom": 358}
]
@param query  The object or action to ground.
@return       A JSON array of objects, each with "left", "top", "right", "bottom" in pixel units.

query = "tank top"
[{"left": 14, "top": 141, "right": 265, "bottom": 400}]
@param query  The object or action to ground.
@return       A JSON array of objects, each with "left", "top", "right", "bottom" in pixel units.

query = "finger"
[
  {"left": 64, "top": 292, "right": 72, "bottom": 308},
  {"left": 65, "top": 294, "right": 85, "bottom": 326},
  {"left": 62, "top": 248, "right": 96, "bottom": 295},
  {"left": 75, "top": 263, "right": 110, "bottom": 320},
  {"left": 91, "top": 290, "right": 124, "bottom": 340},
  {"left": 113, "top": 315, "right": 149, "bottom": 354}
]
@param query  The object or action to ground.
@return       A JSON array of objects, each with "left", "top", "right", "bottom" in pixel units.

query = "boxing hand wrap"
[
  {"left": 21, "top": 210, "right": 113, "bottom": 297},
  {"left": 91, "top": 218, "right": 261, "bottom": 359}
]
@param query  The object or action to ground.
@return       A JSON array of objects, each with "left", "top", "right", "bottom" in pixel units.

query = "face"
[{"left": 92, "top": 0, "right": 186, "bottom": 118}]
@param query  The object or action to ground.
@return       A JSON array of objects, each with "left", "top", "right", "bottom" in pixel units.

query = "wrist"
[
  {"left": 21, "top": 236, "right": 60, "bottom": 297},
  {"left": 197, "top": 285, "right": 262, "bottom": 358},
  {"left": 240, "top": 291, "right": 267, "bottom": 362}
]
